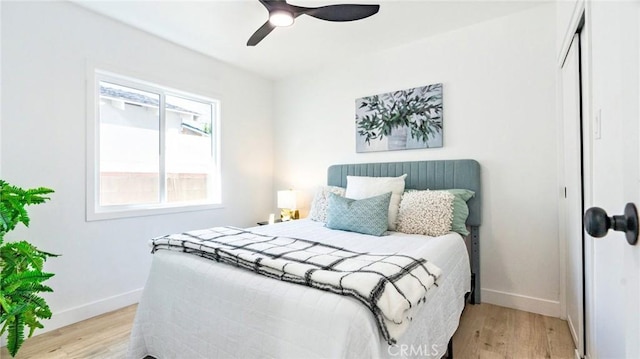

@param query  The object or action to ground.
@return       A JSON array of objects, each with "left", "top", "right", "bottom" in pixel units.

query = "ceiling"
[{"left": 73, "top": 0, "right": 545, "bottom": 80}]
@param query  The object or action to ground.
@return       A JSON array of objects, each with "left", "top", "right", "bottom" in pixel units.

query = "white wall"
[
  {"left": 274, "top": 4, "right": 561, "bottom": 316},
  {"left": 1, "top": 1, "right": 274, "bottom": 335}
]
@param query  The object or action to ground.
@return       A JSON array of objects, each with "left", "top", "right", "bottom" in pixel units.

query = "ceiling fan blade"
[
  {"left": 247, "top": 20, "right": 277, "bottom": 46},
  {"left": 258, "top": 0, "right": 288, "bottom": 11},
  {"left": 299, "top": 4, "right": 380, "bottom": 22}
]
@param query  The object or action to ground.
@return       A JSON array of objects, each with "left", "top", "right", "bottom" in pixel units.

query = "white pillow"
[
  {"left": 345, "top": 174, "right": 407, "bottom": 230},
  {"left": 396, "top": 190, "right": 454, "bottom": 236},
  {"left": 309, "top": 186, "right": 346, "bottom": 223}
]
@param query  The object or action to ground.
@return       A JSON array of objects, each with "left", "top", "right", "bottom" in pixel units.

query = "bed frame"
[{"left": 327, "top": 159, "right": 481, "bottom": 304}]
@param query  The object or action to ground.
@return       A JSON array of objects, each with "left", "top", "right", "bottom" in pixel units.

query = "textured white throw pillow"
[
  {"left": 309, "top": 186, "right": 346, "bottom": 223},
  {"left": 396, "top": 190, "right": 455, "bottom": 236},
  {"left": 345, "top": 174, "right": 407, "bottom": 230}
]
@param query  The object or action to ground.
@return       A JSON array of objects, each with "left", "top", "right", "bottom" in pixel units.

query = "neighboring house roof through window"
[{"left": 100, "top": 85, "right": 199, "bottom": 116}]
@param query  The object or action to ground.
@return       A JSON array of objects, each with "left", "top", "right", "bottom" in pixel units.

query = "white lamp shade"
[{"left": 277, "top": 190, "right": 297, "bottom": 209}]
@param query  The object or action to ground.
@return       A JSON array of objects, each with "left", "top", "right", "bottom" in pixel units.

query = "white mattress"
[{"left": 127, "top": 220, "right": 470, "bottom": 359}]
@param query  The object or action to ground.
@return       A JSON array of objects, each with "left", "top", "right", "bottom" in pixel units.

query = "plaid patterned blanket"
[{"left": 151, "top": 226, "right": 442, "bottom": 344}]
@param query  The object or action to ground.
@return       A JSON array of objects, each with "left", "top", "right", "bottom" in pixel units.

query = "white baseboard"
[
  {"left": 1, "top": 288, "right": 143, "bottom": 348},
  {"left": 481, "top": 288, "right": 561, "bottom": 318},
  {"left": 567, "top": 315, "right": 580, "bottom": 350}
]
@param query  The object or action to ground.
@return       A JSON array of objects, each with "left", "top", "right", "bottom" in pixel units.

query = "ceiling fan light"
[{"left": 269, "top": 10, "right": 294, "bottom": 27}]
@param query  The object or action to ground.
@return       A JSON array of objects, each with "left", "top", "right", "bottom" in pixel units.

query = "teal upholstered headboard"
[
  {"left": 327, "top": 159, "right": 482, "bottom": 303},
  {"left": 327, "top": 159, "right": 481, "bottom": 226}
]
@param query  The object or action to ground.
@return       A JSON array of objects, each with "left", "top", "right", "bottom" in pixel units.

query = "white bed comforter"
[{"left": 127, "top": 220, "right": 470, "bottom": 359}]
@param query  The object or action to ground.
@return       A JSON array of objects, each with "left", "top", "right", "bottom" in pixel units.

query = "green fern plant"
[{"left": 0, "top": 180, "right": 56, "bottom": 357}]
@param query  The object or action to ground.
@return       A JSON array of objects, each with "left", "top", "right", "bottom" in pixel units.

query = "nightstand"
[{"left": 257, "top": 219, "right": 283, "bottom": 226}]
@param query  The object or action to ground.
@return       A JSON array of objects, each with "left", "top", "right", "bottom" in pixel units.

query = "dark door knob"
[{"left": 584, "top": 203, "right": 638, "bottom": 245}]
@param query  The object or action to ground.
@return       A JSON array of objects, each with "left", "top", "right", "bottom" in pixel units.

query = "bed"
[{"left": 127, "top": 159, "right": 481, "bottom": 359}]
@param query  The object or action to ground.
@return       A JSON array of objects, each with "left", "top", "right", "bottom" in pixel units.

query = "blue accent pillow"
[{"left": 325, "top": 192, "right": 391, "bottom": 236}]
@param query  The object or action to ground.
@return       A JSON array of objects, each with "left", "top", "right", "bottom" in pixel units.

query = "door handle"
[{"left": 584, "top": 203, "right": 638, "bottom": 245}]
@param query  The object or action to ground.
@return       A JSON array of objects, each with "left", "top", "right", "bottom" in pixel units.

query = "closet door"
[{"left": 561, "top": 33, "right": 584, "bottom": 357}]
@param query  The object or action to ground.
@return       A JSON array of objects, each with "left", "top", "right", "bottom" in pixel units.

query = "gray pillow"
[{"left": 309, "top": 186, "right": 346, "bottom": 223}]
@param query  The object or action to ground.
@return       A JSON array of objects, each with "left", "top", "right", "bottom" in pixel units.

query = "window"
[{"left": 87, "top": 70, "right": 221, "bottom": 220}]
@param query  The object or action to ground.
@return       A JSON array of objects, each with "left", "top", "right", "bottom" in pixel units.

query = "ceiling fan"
[{"left": 247, "top": 0, "right": 380, "bottom": 46}]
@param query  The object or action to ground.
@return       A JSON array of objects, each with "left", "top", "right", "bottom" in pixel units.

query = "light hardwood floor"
[
  {"left": 1, "top": 303, "right": 575, "bottom": 359},
  {"left": 454, "top": 303, "right": 575, "bottom": 358}
]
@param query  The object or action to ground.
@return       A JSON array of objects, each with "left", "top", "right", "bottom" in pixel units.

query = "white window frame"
[{"left": 86, "top": 69, "right": 222, "bottom": 221}]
